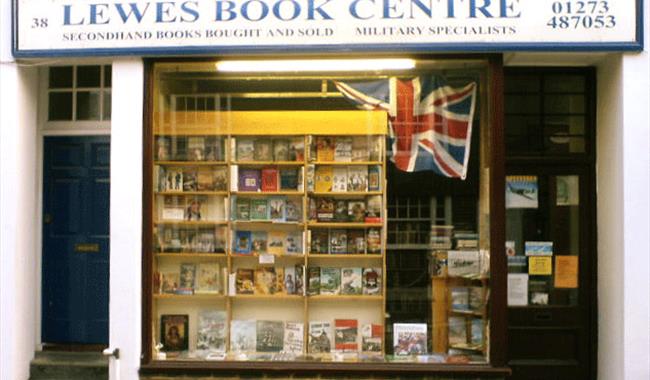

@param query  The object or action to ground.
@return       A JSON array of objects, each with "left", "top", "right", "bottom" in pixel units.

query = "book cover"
[
  {"left": 347, "top": 230, "right": 366, "bottom": 254},
  {"left": 351, "top": 136, "right": 370, "bottom": 162},
  {"left": 308, "top": 321, "right": 332, "bottom": 353},
  {"left": 275, "top": 267, "right": 285, "bottom": 294},
  {"left": 188, "top": 136, "right": 205, "bottom": 161},
  {"left": 310, "top": 229, "right": 329, "bottom": 254},
  {"left": 332, "top": 167, "right": 348, "bottom": 192},
  {"left": 285, "top": 232, "right": 303, "bottom": 255},
  {"left": 470, "top": 319, "right": 484, "bottom": 346},
  {"left": 447, "top": 251, "right": 481, "bottom": 277},
  {"left": 348, "top": 201, "right": 366, "bottom": 223},
  {"left": 294, "top": 265, "right": 305, "bottom": 295},
  {"left": 250, "top": 198, "right": 269, "bottom": 220},
  {"left": 273, "top": 139, "right": 290, "bottom": 161},
  {"left": 448, "top": 316, "right": 467, "bottom": 346},
  {"left": 468, "top": 287, "right": 485, "bottom": 312},
  {"left": 196, "top": 310, "right": 227, "bottom": 354},
  {"left": 196, "top": 262, "right": 221, "bottom": 294},
  {"left": 251, "top": 231, "right": 268, "bottom": 254},
  {"left": 268, "top": 196, "right": 286, "bottom": 222},
  {"left": 283, "top": 266, "right": 297, "bottom": 295},
  {"left": 366, "top": 228, "right": 381, "bottom": 254},
  {"left": 314, "top": 166, "right": 333, "bottom": 193},
  {"left": 175, "top": 137, "right": 188, "bottom": 161},
  {"left": 161, "top": 272, "right": 179, "bottom": 294},
  {"left": 329, "top": 229, "right": 348, "bottom": 254},
  {"left": 334, "top": 137, "right": 352, "bottom": 162},
  {"left": 160, "top": 314, "right": 189, "bottom": 352},
  {"left": 334, "top": 319, "right": 358, "bottom": 353},
  {"left": 234, "top": 231, "right": 252, "bottom": 254},
  {"left": 261, "top": 167, "right": 279, "bottom": 192},
  {"left": 368, "top": 166, "right": 381, "bottom": 191},
  {"left": 204, "top": 136, "right": 224, "bottom": 161},
  {"left": 254, "top": 139, "right": 273, "bottom": 161},
  {"left": 155, "top": 136, "right": 171, "bottom": 161},
  {"left": 182, "top": 169, "right": 197, "bottom": 192},
  {"left": 362, "top": 268, "right": 381, "bottom": 295},
  {"left": 256, "top": 320, "right": 285, "bottom": 352},
  {"left": 235, "top": 198, "right": 251, "bottom": 221},
  {"left": 361, "top": 324, "right": 383, "bottom": 353},
  {"left": 165, "top": 168, "right": 183, "bottom": 192},
  {"left": 320, "top": 267, "right": 341, "bottom": 295},
  {"left": 450, "top": 287, "right": 470, "bottom": 312},
  {"left": 178, "top": 263, "right": 196, "bottom": 294},
  {"left": 306, "top": 164, "right": 315, "bottom": 193},
  {"left": 155, "top": 166, "right": 166, "bottom": 192},
  {"left": 369, "top": 137, "right": 382, "bottom": 161},
  {"left": 212, "top": 167, "right": 228, "bottom": 191},
  {"left": 285, "top": 198, "right": 302, "bottom": 222},
  {"left": 197, "top": 170, "right": 214, "bottom": 192},
  {"left": 393, "top": 323, "right": 427, "bottom": 356},
  {"left": 230, "top": 320, "right": 256, "bottom": 352},
  {"left": 283, "top": 322, "right": 304, "bottom": 354},
  {"left": 267, "top": 231, "right": 285, "bottom": 255},
  {"left": 239, "top": 169, "right": 261, "bottom": 192},
  {"left": 315, "top": 198, "right": 335, "bottom": 223},
  {"left": 184, "top": 197, "right": 203, "bottom": 221},
  {"left": 316, "top": 137, "right": 335, "bottom": 162},
  {"left": 333, "top": 200, "right": 349, "bottom": 222},
  {"left": 307, "top": 267, "right": 321, "bottom": 296},
  {"left": 254, "top": 267, "right": 276, "bottom": 294},
  {"left": 365, "top": 195, "right": 382, "bottom": 223},
  {"left": 289, "top": 137, "right": 305, "bottom": 161},
  {"left": 162, "top": 196, "right": 185, "bottom": 221},
  {"left": 347, "top": 165, "right": 368, "bottom": 192},
  {"left": 235, "top": 269, "right": 255, "bottom": 294},
  {"left": 237, "top": 139, "right": 255, "bottom": 161},
  {"left": 279, "top": 168, "right": 299, "bottom": 191},
  {"left": 341, "top": 267, "right": 362, "bottom": 295}
]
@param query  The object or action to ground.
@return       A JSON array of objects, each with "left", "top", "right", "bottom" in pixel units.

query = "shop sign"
[{"left": 13, "top": 0, "right": 643, "bottom": 57}]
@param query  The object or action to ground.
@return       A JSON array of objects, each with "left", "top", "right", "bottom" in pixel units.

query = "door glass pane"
[{"left": 76, "top": 91, "right": 101, "bottom": 120}]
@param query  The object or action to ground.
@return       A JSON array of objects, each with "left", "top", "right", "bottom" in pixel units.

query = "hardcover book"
[
  {"left": 235, "top": 198, "right": 251, "bottom": 221},
  {"left": 447, "top": 250, "right": 481, "bottom": 277},
  {"left": 340, "top": 267, "right": 362, "bottom": 295},
  {"left": 187, "top": 136, "right": 205, "bottom": 161},
  {"left": 366, "top": 228, "right": 381, "bottom": 254},
  {"left": 254, "top": 139, "right": 273, "bottom": 161},
  {"left": 329, "top": 229, "right": 348, "bottom": 254},
  {"left": 316, "top": 198, "right": 335, "bottom": 222},
  {"left": 267, "top": 231, "right": 285, "bottom": 255},
  {"left": 261, "top": 167, "right": 279, "bottom": 192},
  {"left": 205, "top": 136, "right": 224, "bottom": 161},
  {"left": 347, "top": 230, "right": 366, "bottom": 254},
  {"left": 230, "top": 320, "right": 256, "bottom": 352},
  {"left": 347, "top": 165, "right": 368, "bottom": 192},
  {"left": 365, "top": 195, "right": 382, "bottom": 223},
  {"left": 196, "top": 262, "right": 221, "bottom": 294},
  {"left": 250, "top": 198, "right": 269, "bottom": 221},
  {"left": 196, "top": 310, "right": 227, "bottom": 354},
  {"left": 184, "top": 197, "right": 203, "bottom": 221},
  {"left": 334, "top": 319, "right": 358, "bottom": 352},
  {"left": 234, "top": 231, "right": 252, "bottom": 254},
  {"left": 361, "top": 324, "right": 383, "bottom": 353},
  {"left": 316, "top": 137, "right": 335, "bottom": 162},
  {"left": 307, "top": 267, "right": 321, "bottom": 296},
  {"left": 283, "top": 322, "right": 304, "bottom": 354},
  {"left": 310, "top": 229, "right": 329, "bottom": 254},
  {"left": 239, "top": 169, "right": 261, "bottom": 192},
  {"left": 251, "top": 231, "right": 268, "bottom": 254},
  {"left": 162, "top": 196, "right": 185, "bottom": 221},
  {"left": 279, "top": 168, "right": 299, "bottom": 191},
  {"left": 314, "top": 166, "right": 333, "bottom": 193},
  {"left": 285, "top": 198, "right": 302, "bottom": 222},
  {"left": 348, "top": 201, "right": 366, "bottom": 223},
  {"left": 273, "top": 139, "right": 290, "bottom": 161},
  {"left": 268, "top": 196, "right": 286, "bottom": 222},
  {"left": 294, "top": 265, "right": 305, "bottom": 295},
  {"left": 161, "top": 272, "right": 179, "bottom": 294},
  {"left": 182, "top": 169, "right": 197, "bottom": 192},
  {"left": 289, "top": 137, "right": 305, "bottom": 161},
  {"left": 448, "top": 316, "right": 467, "bottom": 346},
  {"left": 283, "top": 266, "right": 297, "bottom": 295},
  {"left": 393, "top": 323, "right": 427, "bottom": 356},
  {"left": 160, "top": 314, "right": 189, "bottom": 352},
  {"left": 334, "top": 137, "right": 352, "bottom": 162},
  {"left": 308, "top": 321, "right": 332, "bottom": 353},
  {"left": 351, "top": 136, "right": 370, "bottom": 162},
  {"left": 256, "top": 320, "right": 285, "bottom": 352},
  {"left": 235, "top": 269, "right": 255, "bottom": 294},
  {"left": 332, "top": 167, "right": 348, "bottom": 192},
  {"left": 333, "top": 200, "right": 349, "bottom": 222},
  {"left": 285, "top": 232, "right": 303, "bottom": 255},
  {"left": 320, "top": 267, "right": 341, "bottom": 295},
  {"left": 254, "top": 267, "right": 276, "bottom": 295},
  {"left": 178, "top": 263, "right": 196, "bottom": 295},
  {"left": 362, "top": 268, "right": 382, "bottom": 295}
]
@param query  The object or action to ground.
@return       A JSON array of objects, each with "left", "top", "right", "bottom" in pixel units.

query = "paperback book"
[
  {"left": 348, "top": 201, "right": 366, "bottom": 223},
  {"left": 250, "top": 199, "right": 269, "bottom": 220},
  {"left": 161, "top": 272, "right": 179, "bottom": 294},
  {"left": 320, "top": 267, "right": 341, "bottom": 295},
  {"left": 267, "top": 231, "right": 285, "bottom": 255},
  {"left": 279, "top": 168, "right": 299, "bottom": 191},
  {"left": 368, "top": 166, "right": 381, "bottom": 191},
  {"left": 161, "top": 314, "right": 189, "bottom": 352},
  {"left": 366, "top": 228, "right": 381, "bottom": 254},
  {"left": 310, "top": 230, "right": 329, "bottom": 254},
  {"left": 285, "top": 232, "right": 303, "bottom": 255},
  {"left": 347, "top": 165, "right": 368, "bottom": 192},
  {"left": 283, "top": 266, "right": 297, "bottom": 295},
  {"left": 285, "top": 199, "right": 302, "bottom": 222},
  {"left": 283, "top": 322, "right": 304, "bottom": 354},
  {"left": 187, "top": 136, "right": 205, "bottom": 161},
  {"left": 448, "top": 316, "right": 467, "bottom": 346},
  {"left": 351, "top": 136, "right": 370, "bottom": 162},
  {"left": 393, "top": 323, "right": 427, "bottom": 356},
  {"left": 341, "top": 267, "right": 362, "bottom": 295},
  {"left": 256, "top": 320, "right": 284, "bottom": 352},
  {"left": 178, "top": 263, "right": 196, "bottom": 295},
  {"left": 289, "top": 137, "right": 305, "bottom": 161},
  {"left": 307, "top": 267, "right": 321, "bottom": 295},
  {"left": 237, "top": 139, "right": 255, "bottom": 161},
  {"left": 332, "top": 167, "right": 348, "bottom": 192},
  {"left": 251, "top": 231, "right": 268, "bottom": 254},
  {"left": 239, "top": 169, "right": 261, "bottom": 192},
  {"left": 235, "top": 198, "right": 251, "bottom": 221},
  {"left": 365, "top": 195, "right": 382, "bottom": 223},
  {"left": 316, "top": 198, "right": 335, "bottom": 222},
  {"left": 334, "top": 137, "right": 352, "bottom": 162},
  {"left": 230, "top": 320, "right": 257, "bottom": 352},
  {"left": 361, "top": 324, "right": 383, "bottom": 353},
  {"left": 196, "top": 310, "right": 227, "bottom": 354},
  {"left": 268, "top": 196, "right": 286, "bottom": 222},
  {"left": 347, "top": 230, "right": 366, "bottom": 254},
  {"left": 182, "top": 169, "right": 197, "bottom": 192},
  {"left": 195, "top": 262, "right": 221, "bottom": 294},
  {"left": 273, "top": 139, "right": 290, "bottom": 161},
  {"left": 362, "top": 268, "right": 382, "bottom": 295},
  {"left": 334, "top": 319, "right": 358, "bottom": 352},
  {"left": 314, "top": 166, "right": 333, "bottom": 193},
  {"left": 261, "top": 167, "right": 279, "bottom": 192},
  {"left": 234, "top": 231, "right": 252, "bottom": 254},
  {"left": 316, "top": 137, "right": 335, "bottom": 162},
  {"left": 333, "top": 200, "right": 349, "bottom": 222},
  {"left": 235, "top": 269, "right": 255, "bottom": 294},
  {"left": 329, "top": 229, "right": 348, "bottom": 254},
  {"left": 308, "top": 321, "right": 332, "bottom": 353},
  {"left": 254, "top": 139, "right": 273, "bottom": 161},
  {"left": 254, "top": 267, "right": 277, "bottom": 295}
]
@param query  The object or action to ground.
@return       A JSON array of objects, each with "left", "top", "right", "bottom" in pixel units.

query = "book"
[
  {"left": 161, "top": 272, "right": 179, "bottom": 294},
  {"left": 162, "top": 196, "right": 185, "bottom": 221},
  {"left": 164, "top": 168, "right": 183, "bottom": 192},
  {"left": 334, "top": 319, "right": 358, "bottom": 352},
  {"left": 470, "top": 319, "right": 484, "bottom": 346},
  {"left": 314, "top": 166, "right": 333, "bottom": 193},
  {"left": 366, "top": 228, "right": 381, "bottom": 254},
  {"left": 275, "top": 267, "right": 285, "bottom": 294},
  {"left": 160, "top": 314, "right": 189, "bottom": 352},
  {"left": 333, "top": 200, "right": 349, "bottom": 222},
  {"left": 393, "top": 323, "right": 427, "bottom": 355},
  {"left": 347, "top": 230, "right": 366, "bottom": 254},
  {"left": 285, "top": 232, "right": 303, "bottom": 255},
  {"left": 334, "top": 137, "right": 352, "bottom": 162},
  {"left": 316, "top": 137, "right": 335, "bottom": 162},
  {"left": 254, "top": 139, "right": 273, "bottom": 161},
  {"left": 182, "top": 169, "right": 197, "bottom": 192},
  {"left": 273, "top": 139, "right": 290, "bottom": 161},
  {"left": 448, "top": 316, "right": 467, "bottom": 346},
  {"left": 450, "top": 287, "right": 470, "bottom": 312},
  {"left": 155, "top": 136, "right": 171, "bottom": 161},
  {"left": 306, "top": 165, "right": 315, "bottom": 192},
  {"left": 196, "top": 262, "right": 221, "bottom": 294},
  {"left": 307, "top": 267, "right": 321, "bottom": 295},
  {"left": 261, "top": 167, "right": 278, "bottom": 192},
  {"left": 369, "top": 137, "right": 382, "bottom": 161},
  {"left": 361, "top": 324, "right": 383, "bottom": 353},
  {"left": 283, "top": 266, "right": 297, "bottom": 295},
  {"left": 341, "top": 267, "right": 362, "bottom": 295},
  {"left": 332, "top": 167, "right": 348, "bottom": 192},
  {"left": 250, "top": 198, "right": 268, "bottom": 220},
  {"left": 468, "top": 287, "right": 485, "bottom": 312},
  {"left": 230, "top": 320, "right": 256, "bottom": 352},
  {"left": 329, "top": 229, "right": 348, "bottom": 254},
  {"left": 279, "top": 168, "right": 299, "bottom": 191},
  {"left": 315, "top": 198, "right": 334, "bottom": 222},
  {"left": 254, "top": 267, "right": 276, "bottom": 294},
  {"left": 251, "top": 231, "right": 268, "bottom": 254},
  {"left": 268, "top": 196, "right": 286, "bottom": 222},
  {"left": 347, "top": 165, "right": 368, "bottom": 192},
  {"left": 285, "top": 198, "right": 302, "bottom": 222},
  {"left": 188, "top": 136, "right": 205, "bottom": 161},
  {"left": 174, "top": 137, "right": 188, "bottom": 161},
  {"left": 310, "top": 229, "right": 329, "bottom": 254},
  {"left": 362, "top": 268, "right": 381, "bottom": 295},
  {"left": 348, "top": 200, "right": 366, "bottom": 223},
  {"left": 238, "top": 169, "right": 261, "bottom": 192},
  {"left": 294, "top": 265, "right": 305, "bottom": 295},
  {"left": 234, "top": 231, "right": 252, "bottom": 254},
  {"left": 447, "top": 250, "right": 481, "bottom": 277},
  {"left": 367, "top": 165, "right": 381, "bottom": 191},
  {"left": 196, "top": 310, "right": 227, "bottom": 354},
  {"left": 235, "top": 198, "right": 251, "bottom": 221},
  {"left": 365, "top": 195, "right": 382, "bottom": 223},
  {"left": 288, "top": 137, "right": 305, "bottom": 161},
  {"left": 235, "top": 269, "right": 255, "bottom": 294},
  {"left": 283, "top": 322, "right": 304, "bottom": 354},
  {"left": 308, "top": 321, "right": 332, "bottom": 353},
  {"left": 256, "top": 320, "right": 284, "bottom": 352},
  {"left": 351, "top": 136, "right": 370, "bottom": 162},
  {"left": 184, "top": 197, "right": 203, "bottom": 221},
  {"left": 205, "top": 136, "right": 224, "bottom": 161},
  {"left": 178, "top": 263, "right": 196, "bottom": 294},
  {"left": 320, "top": 267, "right": 341, "bottom": 295},
  {"left": 267, "top": 231, "right": 285, "bottom": 255}
]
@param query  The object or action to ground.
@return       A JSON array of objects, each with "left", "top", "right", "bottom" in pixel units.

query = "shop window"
[
  {"left": 143, "top": 59, "right": 503, "bottom": 374},
  {"left": 47, "top": 65, "right": 112, "bottom": 122}
]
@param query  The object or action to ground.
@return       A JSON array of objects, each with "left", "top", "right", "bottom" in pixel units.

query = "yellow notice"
[
  {"left": 555, "top": 256, "right": 579, "bottom": 288},
  {"left": 529, "top": 256, "right": 553, "bottom": 275}
]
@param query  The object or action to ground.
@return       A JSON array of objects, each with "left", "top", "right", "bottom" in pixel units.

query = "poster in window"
[
  {"left": 506, "top": 175, "right": 538, "bottom": 209},
  {"left": 556, "top": 175, "right": 580, "bottom": 206}
]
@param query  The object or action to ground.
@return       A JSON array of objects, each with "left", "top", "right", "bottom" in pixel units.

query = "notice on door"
[{"left": 554, "top": 256, "right": 579, "bottom": 288}]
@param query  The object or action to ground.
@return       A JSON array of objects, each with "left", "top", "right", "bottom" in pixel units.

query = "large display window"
[{"left": 142, "top": 57, "right": 506, "bottom": 375}]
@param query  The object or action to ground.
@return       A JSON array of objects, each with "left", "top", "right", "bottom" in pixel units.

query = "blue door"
[{"left": 42, "top": 136, "right": 110, "bottom": 345}]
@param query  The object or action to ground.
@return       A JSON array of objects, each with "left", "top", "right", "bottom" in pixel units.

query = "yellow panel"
[{"left": 154, "top": 110, "right": 387, "bottom": 136}]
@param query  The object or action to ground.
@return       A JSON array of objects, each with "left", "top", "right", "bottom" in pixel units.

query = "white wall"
[{"left": 108, "top": 59, "right": 144, "bottom": 380}]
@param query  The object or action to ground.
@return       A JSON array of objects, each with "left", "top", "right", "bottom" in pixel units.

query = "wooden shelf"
[
  {"left": 233, "top": 161, "right": 304, "bottom": 166},
  {"left": 155, "top": 161, "right": 227, "bottom": 166},
  {"left": 154, "top": 294, "right": 226, "bottom": 300},
  {"left": 155, "top": 191, "right": 228, "bottom": 196},
  {"left": 449, "top": 309, "right": 485, "bottom": 317},
  {"left": 308, "top": 295, "right": 383, "bottom": 301},
  {"left": 231, "top": 220, "right": 304, "bottom": 227},
  {"left": 229, "top": 253, "right": 305, "bottom": 259},
  {"left": 155, "top": 253, "right": 227, "bottom": 259},
  {"left": 309, "top": 191, "right": 382, "bottom": 196},
  {"left": 308, "top": 254, "right": 383, "bottom": 259},
  {"left": 231, "top": 294, "right": 303, "bottom": 300},
  {"left": 233, "top": 191, "right": 304, "bottom": 196},
  {"left": 154, "top": 220, "right": 228, "bottom": 226},
  {"left": 310, "top": 161, "right": 383, "bottom": 166},
  {"left": 308, "top": 222, "right": 384, "bottom": 228}
]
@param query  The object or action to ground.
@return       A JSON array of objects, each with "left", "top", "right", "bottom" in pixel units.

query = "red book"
[
  {"left": 334, "top": 319, "right": 358, "bottom": 352},
  {"left": 261, "top": 167, "right": 278, "bottom": 192}
]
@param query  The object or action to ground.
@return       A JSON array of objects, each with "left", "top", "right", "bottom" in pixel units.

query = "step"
[{"left": 29, "top": 351, "right": 108, "bottom": 380}]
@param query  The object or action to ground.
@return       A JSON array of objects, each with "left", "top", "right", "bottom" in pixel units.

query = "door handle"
[
  {"left": 44, "top": 214, "right": 53, "bottom": 224},
  {"left": 74, "top": 243, "right": 100, "bottom": 253}
]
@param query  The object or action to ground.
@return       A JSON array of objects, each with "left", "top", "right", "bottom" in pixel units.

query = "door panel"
[{"left": 42, "top": 136, "right": 110, "bottom": 345}]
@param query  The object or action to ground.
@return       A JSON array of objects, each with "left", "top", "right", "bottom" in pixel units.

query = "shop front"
[{"left": 1, "top": 1, "right": 648, "bottom": 380}]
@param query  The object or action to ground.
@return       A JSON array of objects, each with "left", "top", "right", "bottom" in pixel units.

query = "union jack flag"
[{"left": 334, "top": 77, "right": 477, "bottom": 179}]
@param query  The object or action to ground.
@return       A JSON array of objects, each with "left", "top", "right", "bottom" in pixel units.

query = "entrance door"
[{"left": 42, "top": 136, "right": 110, "bottom": 345}]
